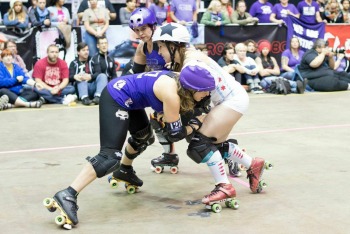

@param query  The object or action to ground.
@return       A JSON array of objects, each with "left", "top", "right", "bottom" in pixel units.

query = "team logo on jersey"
[
  {"left": 116, "top": 110, "right": 129, "bottom": 120},
  {"left": 113, "top": 80, "right": 126, "bottom": 90},
  {"left": 124, "top": 98, "right": 133, "bottom": 107}
]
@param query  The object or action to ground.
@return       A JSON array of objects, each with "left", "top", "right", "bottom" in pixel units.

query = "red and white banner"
[{"left": 325, "top": 24, "right": 350, "bottom": 58}]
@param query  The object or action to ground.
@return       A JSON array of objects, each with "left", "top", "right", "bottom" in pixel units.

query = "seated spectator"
[
  {"left": 48, "top": 0, "right": 72, "bottom": 47},
  {"left": 69, "top": 42, "right": 107, "bottom": 105},
  {"left": 297, "top": 0, "right": 323, "bottom": 24},
  {"left": 217, "top": 42, "right": 244, "bottom": 84},
  {"left": 342, "top": 0, "right": 350, "bottom": 23},
  {"left": 4, "top": 40, "right": 29, "bottom": 76},
  {"left": 220, "top": 0, "right": 234, "bottom": 23},
  {"left": 170, "top": 0, "right": 197, "bottom": 25},
  {"left": 233, "top": 43, "right": 262, "bottom": 93},
  {"left": 82, "top": 0, "right": 110, "bottom": 56},
  {"left": 299, "top": 39, "right": 350, "bottom": 91},
  {"left": 249, "top": 0, "right": 273, "bottom": 23},
  {"left": 33, "top": 44, "right": 76, "bottom": 104},
  {"left": 232, "top": 0, "right": 259, "bottom": 25},
  {"left": 200, "top": 0, "right": 230, "bottom": 26},
  {"left": 270, "top": 0, "right": 299, "bottom": 25},
  {"left": 245, "top": 39, "right": 259, "bottom": 60},
  {"left": 149, "top": 0, "right": 168, "bottom": 25},
  {"left": 28, "top": 0, "right": 38, "bottom": 13},
  {"left": 77, "top": 0, "right": 116, "bottom": 24},
  {"left": 119, "top": 0, "right": 136, "bottom": 25},
  {"left": 3, "top": 0, "right": 29, "bottom": 30},
  {"left": 281, "top": 37, "right": 304, "bottom": 80},
  {"left": 256, "top": 41, "right": 280, "bottom": 78},
  {"left": 90, "top": 37, "right": 115, "bottom": 104},
  {"left": 0, "top": 49, "right": 43, "bottom": 110},
  {"left": 29, "top": 0, "right": 51, "bottom": 28},
  {"left": 333, "top": 52, "right": 350, "bottom": 73},
  {"left": 324, "top": 1, "right": 344, "bottom": 23}
]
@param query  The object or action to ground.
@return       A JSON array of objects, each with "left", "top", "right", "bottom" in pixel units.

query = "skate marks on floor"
[{"left": 186, "top": 200, "right": 211, "bottom": 217}]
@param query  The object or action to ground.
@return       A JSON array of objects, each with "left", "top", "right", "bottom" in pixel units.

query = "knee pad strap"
[
  {"left": 215, "top": 139, "right": 238, "bottom": 159},
  {"left": 86, "top": 151, "right": 123, "bottom": 178},
  {"left": 125, "top": 147, "right": 141, "bottom": 160}
]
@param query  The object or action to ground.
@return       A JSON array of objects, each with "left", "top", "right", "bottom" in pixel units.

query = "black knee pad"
[
  {"left": 187, "top": 132, "right": 218, "bottom": 164},
  {"left": 215, "top": 139, "right": 238, "bottom": 159},
  {"left": 128, "top": 124, "right": 154, "bottom": 156},
  {"left": 86, "top": 151, "right": 123, "bottom": 178},
  {"left": 124, "top": 147, "right": 141, "bottom": 160}
]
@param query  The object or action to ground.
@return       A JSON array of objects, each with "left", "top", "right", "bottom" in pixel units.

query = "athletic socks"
[
  {"left": 227, "top": 142, "right": 252, "bottom": 169},
  {"left": 206, "top": 151, "right": 230, "bottom": 184}
]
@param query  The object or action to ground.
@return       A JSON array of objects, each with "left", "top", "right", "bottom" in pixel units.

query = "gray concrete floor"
[{"left": 1, "top": 92, "right": 350, "bottom": 234}]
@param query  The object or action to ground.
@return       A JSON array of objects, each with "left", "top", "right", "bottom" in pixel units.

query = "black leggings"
[
  {"left": 0, "top": 88, "right": 39, "bottom": 104},
  {"left": 307, "top": 71, "right": 350, "bottom": 91},
  {"left": 98, "top": 88, "right": 150, "bottom": 157}
]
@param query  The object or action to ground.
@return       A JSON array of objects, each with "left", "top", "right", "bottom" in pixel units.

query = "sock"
[
  {"left": 227, "top": 142, "right": 252, "bottom": 169},
  {"left": 67, "top": 186, "right": 78, "bottom": 197},
  {"left": 206, "top": 151, "right": 230, "bottom": 184}
]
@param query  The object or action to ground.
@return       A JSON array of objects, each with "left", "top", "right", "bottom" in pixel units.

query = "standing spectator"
[
  {"left": 0, "top": 49, "right": 43, "bottom": 110},
  {"left": 270, "top": 0, "right": 299, "bottom": 25},
  {"left": 316, "top": 0, "right": 326, "bottom": 20},
  {"left": 29, "top": 0, "right": 51, "bottom": 28},
  {"left": 149, "top": 0, "right": 168, "bottom": 25},
  {"left": 324, "top": 1, "right": 344, "bottom": 23},
  {"left": 33, "top": 44, "right": 76, "bottom": 104},
  {"left": 82, "top": 0, "right": 110, "bottom": 56},
  {"left": 220, "top": 0, "right": 234, "bottom": 23},
  {"left": 297, "top": 0, "right": 323, "bottom": 24},
  {"left": 4, "top": 40, "right": 29, "bottom": 75},
  {"left": 170, "top": 0, "right": 198, "bottom": 25},
  {"left": 3, "top": 0, "right": 29, "bottom": 30},
  {"left": 69, "top": 42, "right": 108, "bottom": 105},
  {"left": 232, "top": 0, "right": 259, "bottom": 25},
  {"left": 77, "top": 0, "right": 116, "bottom": 24},
  {"left": 249, "top": 0, "right": 273, "bottom": 23},
  {"left": 90, "top": 37, "right": 116, "bottom": 104},
  {"left": 217, "top": 43, "right": 244, "bottom": 84},
  {"left": 200, "top": 0, "right": 230, "bottom": 26},
  {"left": 342, "top": 0, "right": 350, "bottom": 23},
  {"left": 281, "top": 37, "right": 304, "bottom": 80},
  {"left": 119, "top": 0, "right": 136, "bottom": 24},
  {"left": 299, "top": 39, "right": 350, "bottom": 91},
  {"left": 245, "top": 39, "right": 259, "bottom": 60}
]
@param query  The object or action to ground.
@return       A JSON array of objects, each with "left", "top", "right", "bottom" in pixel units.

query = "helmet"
[
  {"left": 180, "top": 61, "right": 216, "bottom": 91},
  {"left": 152, "top": 23, "right": 190, "bottom": 44},
  {"left": 129, "top": 8, "right": 157, "bottom": 30}
]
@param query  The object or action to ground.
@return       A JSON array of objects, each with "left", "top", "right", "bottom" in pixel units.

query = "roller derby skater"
[{"left": 44, "top": 69, "right": 199, "bottom": 228}]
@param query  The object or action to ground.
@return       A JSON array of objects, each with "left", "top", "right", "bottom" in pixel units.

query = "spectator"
[
  {"left": 28, "top": 0, "right": 38, "bottom": 13},
  {"left": 316, "top": 0, "right": 326, "bottom": 20},
  {"left": 90, "top": 37, "right": 116, "bottom": 104},
  {"left": 69, "top": 42, "right": 107, "bottom": 105},
  {"left": 29, "top": 0, "right": 51, "bottom": 28},
  {"left": 245, "top": 39, "right": 259, "bottom": 60},
  {"left": 0, "top": 49, "right": 43, "bottom": 110},
  {"left": 149, "top": 0, "right": 168, "bottom": 25},
  {"left": 342, "top": 0, "right": 350, "bottom": 23},
  {"left": 299, "top": 39, "right": 350, "bottom": 91},
  {"left": 270, "top": 0, "right": 299, "bottom": 25},
  {"left": 324, "top": 1, "right": 344, "bottom": 23},
  {"left": 232, "top": 0, "right": 259, "bottom": 25},
  {"left": 333, "top": 53, "right": 349, "bottom": 72},
  {"left": 281, "top": 37, "right": 304, "bottom": 80},
  {"left": 297, "top": 0, "right": 323, "bottom": 24},
  {"left": 82, "top": 0, "right": 110, "bottom": 56},
  {"left": 256, "top": 41, "right": 280, "bottom": 78},
  {"left": 33, "top": 44, "right": 76, "bottom": 104},
  {"left": 200, "top": 0, "right": 230, "bottom": 26},
  {"left": 119, "top": 0, "right": 136, "bottom": 25},
  {"left": 4, "top": 40, "right": 29, "bottom": 75},
  {"left": 233, "top": 43, "right": 262, "bottom": 93},
  {"left": 170, "top": 0, "right": 198, "bottom": 25},
  {"left": 77, "top": 0, "right": 116, "bottom": 24},
  {"left": 249, "top": 0, "right": 273, "bottom": 23},
  {"left": 220, "top": 0, "right": 234, "bottom": 23},
  {"left": 3, "top": 0, "right": 29, "bottom": 30}
]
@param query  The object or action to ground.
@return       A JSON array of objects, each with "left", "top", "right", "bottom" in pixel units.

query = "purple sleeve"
[
  {"left": 249, "top": 3, "right": 257, "bottom": 17},
  {"left": 272, "top": 5, "right": 279, "bottom": 15},
  {"left": 290, "top": 4, "right": 299, "bottom": 15}
]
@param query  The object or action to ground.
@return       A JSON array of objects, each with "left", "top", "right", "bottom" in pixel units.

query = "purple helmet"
[
  {"left": 129, "top": 8, "right": 157, "bottom": 30},
  {"left": 180, "top": 61, "right": 216, "bottom": 92}
]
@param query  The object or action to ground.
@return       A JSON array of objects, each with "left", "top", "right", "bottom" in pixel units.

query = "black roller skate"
[
  {"left": 107, "top": 165, "right": 142, "bottom": 194},
  {"left": 43, "top": 189, "right": 79, "bottom": 230},
  {"left": 226, "top": 158, "right": 242, "bottom": 177},
  {"left": 151, "top": 153, "right": 179, "bottom": 174}
]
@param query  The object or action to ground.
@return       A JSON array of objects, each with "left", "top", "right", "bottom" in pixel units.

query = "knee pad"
[
  {"left": 187, "top": 132, "right": 218, "bottom": 164},
  {"left": 215, "top": 139, "right": 238, "bottom": 159},
  {"left": 128, "top": 124, "right": 154, "bottom": 155},
  {"left": 86, "top": 151, "right": 123, "bottom": 178},
  {"left": 124, "top": 147, "right": 141, "bottom": 160}
]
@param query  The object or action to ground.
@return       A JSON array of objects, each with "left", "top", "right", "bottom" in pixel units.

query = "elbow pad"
[
  {"left": 131, "top": 61, "right": 147, "bottom": 74},
  {"left": 165, "top": 118, "right": 187, "bottom": 142}
]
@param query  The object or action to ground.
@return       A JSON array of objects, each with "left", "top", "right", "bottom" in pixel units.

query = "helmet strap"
[{"left": 165, "top": 42, "right": 179, "bottom": 71}]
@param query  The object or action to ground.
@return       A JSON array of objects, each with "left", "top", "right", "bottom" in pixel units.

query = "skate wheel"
[
  {"left": 170, "top": 166, "right": 178, "bottom": 174},
  {"left": 265, "top": 161, "right": 273, "bottom": 170},
  {"left": 126, "top": 185, "right": 136, "bottom": 194},
  {"left": 155, "top": 166, "right": 163, "bottom": 174},
  {"left": 63, "top": 224, "right": 72, "bottom": 230},
  {"left": 43, "top": 198, "right": 54, "bottom": 208},
  {"left": 259, "top": 180, "right": 268, "bottom": 188},
  {"left": 230, "top": 200, "right": 239, "bottom": 210},
  {"left": 109, "top": 179, "right": 119, "bottom": 189},
  {"left": 55, "top": 215, "right": 66, "bottom": 226},
  {"left": 211, "top": 204, "right": 222, "bottom": 213}
]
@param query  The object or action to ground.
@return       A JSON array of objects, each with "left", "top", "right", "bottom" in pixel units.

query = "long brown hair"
[
  {"left": 8, "top": 1, "right": 26, "bottom": 22},
  {"left": 172, "top": 74, "right": 196, "bottom": 113}
]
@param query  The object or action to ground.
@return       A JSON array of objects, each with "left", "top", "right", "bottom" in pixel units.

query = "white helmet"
[{"left": 152, "top": 23, "right": 190, "bottom": 44}]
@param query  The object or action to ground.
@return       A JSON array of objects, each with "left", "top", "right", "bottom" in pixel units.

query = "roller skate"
[
  {"left": 107, "top": 165, "right": 142, "bottom": 194},
  {"left": 246, "top": 157, "right": 273, "bottom": 193},
  {"left": 151, "top": 153, "right": 179, "bottom": 174},
  {"left": 43, "top": 189, "right": 79, "bottom": 230},
  {"left": 202, "top": 183, "right": 239, "bottom": 213},
  {"left": 226, "top": 158, "right": 242, "bottom": 177}
]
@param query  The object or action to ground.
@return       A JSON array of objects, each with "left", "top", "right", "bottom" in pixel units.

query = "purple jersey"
[
  {"left": 272, "top": 3, "right": 299, "bottom": 23},
  {"left": 145, "top": 42, "right": 168, "bottom": 71},
  {"left": 170, "top": 0, "right": 197, "bottom": 22},
  {"left": 297, "top": 0, "right": 320, "bottom": 24},
  {"left": 281, "top": 49, "right": 304, "bottom": 70},
  {"left": 249, "top": 1, "right": 273, "bottom": 23},
  {"left": 149, "top": 3, "right": 167, "bottom": 25},
  {"left": 107, "top": 70, "right": 170, "bottom": 112}
]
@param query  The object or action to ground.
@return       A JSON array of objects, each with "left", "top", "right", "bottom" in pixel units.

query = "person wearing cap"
[
  {"left": 44, "top": 69, "right": 203, "bottom": 227},
  {"left": 153, "top": 22, "right": 272, "bottom": 207},
  {"left": 3, "top": 0, "right": 29, "bottom": 30}
]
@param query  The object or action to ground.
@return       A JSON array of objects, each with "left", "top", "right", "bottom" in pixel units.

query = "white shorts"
[{"left": 220, "top": 87, "right": 249, "bottom": 115}]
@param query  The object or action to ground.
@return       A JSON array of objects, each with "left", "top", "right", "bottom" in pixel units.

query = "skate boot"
[
  {"left": 246, "top": 157, "right": 273, "bottom": 193},
  {"left": 226, "top": 158, "right": 242, "bottom": 177},
  {"left": 108, "top": 165, "right": 142, "bottom": 194},
  {"left": 202, "top": 183, "right": 239, "bottom": 213},
  {"left": 151, "top": 153, "right": 179, "bottom": 174}
]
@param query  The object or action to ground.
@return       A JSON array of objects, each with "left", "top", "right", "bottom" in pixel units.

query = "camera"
[{"left": 331, "top": 48, "right": 346, "bottom": 54}]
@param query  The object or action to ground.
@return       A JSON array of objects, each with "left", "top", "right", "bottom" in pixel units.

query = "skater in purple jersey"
[{"left": 45, "top": 70, "right": 205, "bottom": 227}]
